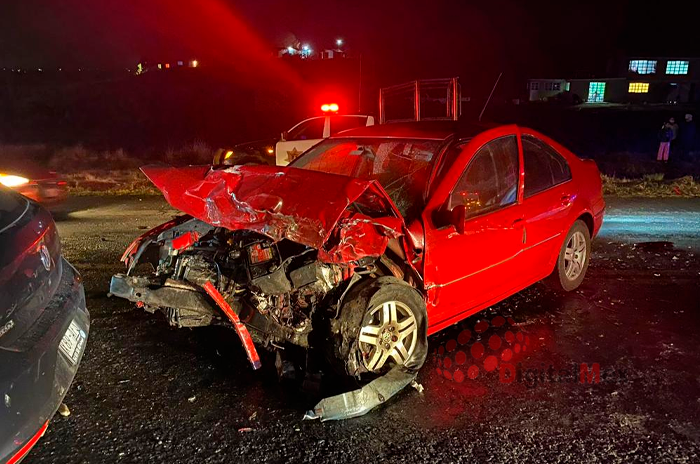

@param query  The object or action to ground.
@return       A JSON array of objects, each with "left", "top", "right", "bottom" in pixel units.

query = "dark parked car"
[{"left": 0, "top": 188, "right": 89, "bottom": 463}]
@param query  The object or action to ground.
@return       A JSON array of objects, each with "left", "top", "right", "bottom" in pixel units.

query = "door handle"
[
  {"left": 561, "top": 194, "right": 572, "bottom": 206},
  {"left": 512, "top": 218, "right": 526, "bottom": 243}
]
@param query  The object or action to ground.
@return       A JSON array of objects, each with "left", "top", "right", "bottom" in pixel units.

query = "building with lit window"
[
  {"left": 526, "top": 79, "right": 569, "bottom": 101},
  {"left": 528, "top": 56, "right": 700, "bottom": 104}
]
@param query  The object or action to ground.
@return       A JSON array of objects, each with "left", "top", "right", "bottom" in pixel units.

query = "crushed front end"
[
  {"left": 110, "top": 216, "right": 357, "bottom": 357},
  {"left": 110, "top": 165, "right": 427, "bottom": 419}
]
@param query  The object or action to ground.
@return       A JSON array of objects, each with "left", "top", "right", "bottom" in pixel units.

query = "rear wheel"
[
  {"left": 331, "top": 277, "right": 428, "bottom": 378},
  {"left": 547, "top": 220, "right": 591, "bottom": 292}
]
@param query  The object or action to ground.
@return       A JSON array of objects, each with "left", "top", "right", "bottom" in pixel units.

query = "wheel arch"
[{"left": 576, "top": 211, "right": 595, "bottom": 237}]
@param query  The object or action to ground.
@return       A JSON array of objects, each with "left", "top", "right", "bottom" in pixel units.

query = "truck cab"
[
  {"left": 214, "top": 111, "right": 374, "bottom": 166},
  {"left": 275, "top": 113, "right": 375, "bottom": 166}
]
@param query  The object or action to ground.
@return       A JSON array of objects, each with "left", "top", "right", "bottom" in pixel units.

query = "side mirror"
[
  {"left": 281, "top": 131, "right": 288, "bottom": 141},
  {"left": 450, "top": 204, "right": 467, "bottom": 234}
]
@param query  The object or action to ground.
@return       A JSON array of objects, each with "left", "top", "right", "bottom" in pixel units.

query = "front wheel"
[
  {"left": 547, "top": 220, "right": 591, "bottom": 292},
  {"left": 331, "top": 277, "right": 428, "bottom": 379}
]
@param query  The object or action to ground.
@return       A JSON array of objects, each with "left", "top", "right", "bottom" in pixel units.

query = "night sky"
[{"left": 1, "top": 0, "right": 699, "bottom": 84}]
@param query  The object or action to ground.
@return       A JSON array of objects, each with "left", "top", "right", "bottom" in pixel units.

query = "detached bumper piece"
[{"left": 304, "top": 368, "right": 416, "bottom": 421}]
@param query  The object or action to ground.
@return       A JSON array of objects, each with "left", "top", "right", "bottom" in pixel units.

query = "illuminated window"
[
  {"left": 628, "top": 82, "right": 650, "bottom": 93},
  {"left": 587, "top": 82, "right": 606, "bottom": 102},
  {"left": 629, "top": 60, "right": 657, "bottom": 74},
  {"left": 666, "top": 60, "right": 689, "bottom": 75}
]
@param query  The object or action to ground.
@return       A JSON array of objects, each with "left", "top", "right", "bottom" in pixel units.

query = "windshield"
[{"left": 291, "top": 137, "right": 444, "bottom": 219}]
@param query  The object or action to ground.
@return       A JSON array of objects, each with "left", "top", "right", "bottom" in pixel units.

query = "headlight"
[{"left": 0, "top": 174, "right": 30, "bottom": 187}]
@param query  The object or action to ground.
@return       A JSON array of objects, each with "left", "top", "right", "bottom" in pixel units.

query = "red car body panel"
[
  {"left": 421, "top": 125, "right": 603, "bottom": 334},
  {"left": 140, "top": 164, "right": 404, "bottom": 263},
  {"left": 139, "top": 123, "right": 604, "bottom": 338}
]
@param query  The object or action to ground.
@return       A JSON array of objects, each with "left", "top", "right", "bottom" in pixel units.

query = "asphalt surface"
[{"left": 25, "top": 196, "right": 700, "bottom": 463}]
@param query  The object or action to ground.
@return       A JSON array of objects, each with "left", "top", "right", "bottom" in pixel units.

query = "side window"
[
  {"left": 522, "top": 135, "right": 572, "bottom": 197},
  {"left": 432, "top": 142, "right": 466, "bottom": 190},
  {"left": 329, "top": 116, "right": 368, "bottom": 135},
  {"left": 448, "top": 136, "right": 519, "bottom": 217},
  {"left": 287, "top": 118, "right": 325, "bottom": 141}
]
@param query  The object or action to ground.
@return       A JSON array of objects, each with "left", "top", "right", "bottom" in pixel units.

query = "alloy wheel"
[
  {"left": 358, "top": 301, "right": 418, "bottom": 372},
  {"left": 564, "top": 230, "right": 587, "bottom": 281}
]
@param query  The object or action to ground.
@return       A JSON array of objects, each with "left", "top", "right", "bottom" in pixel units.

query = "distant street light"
[{"left": 336, "top": 38, "right": 343, "bottom": 47}]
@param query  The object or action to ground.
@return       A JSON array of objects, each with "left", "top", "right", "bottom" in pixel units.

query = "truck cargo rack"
[{"left": 378, "top": 77, "right": 461, "bottom": 124}]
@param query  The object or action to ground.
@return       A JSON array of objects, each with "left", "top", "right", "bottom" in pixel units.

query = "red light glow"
[{"left": 321, "top": 103, "right": 339, "bottom": 113}]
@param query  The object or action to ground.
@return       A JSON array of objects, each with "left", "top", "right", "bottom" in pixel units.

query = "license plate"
[{"left": 59, "top": 320, "right": 86, "bottom": 365}]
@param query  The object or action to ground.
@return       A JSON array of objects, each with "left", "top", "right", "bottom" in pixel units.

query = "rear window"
[
  {"left": 522, "top": 135, "right": 572, "bottom": 197},
  {"left": 0, "top": 188, "right": 29, "bottom": 233}
]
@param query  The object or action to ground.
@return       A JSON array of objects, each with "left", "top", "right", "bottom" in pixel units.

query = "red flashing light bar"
[{"left": 321, "top": 103, "right": 339, "bottom": 113}]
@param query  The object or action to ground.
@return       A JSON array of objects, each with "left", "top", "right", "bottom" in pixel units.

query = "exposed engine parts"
[{"left": 112, "top": 219, "right": 365, "bottom": 350}]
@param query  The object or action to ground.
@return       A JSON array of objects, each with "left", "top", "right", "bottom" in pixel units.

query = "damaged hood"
[{"left": 141, "top": 165, "right": 404, "bottom": 263}]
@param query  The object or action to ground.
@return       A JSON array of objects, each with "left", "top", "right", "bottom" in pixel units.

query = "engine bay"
[{"left": 122, "top": 218, "right": 371, "bottom": 348}]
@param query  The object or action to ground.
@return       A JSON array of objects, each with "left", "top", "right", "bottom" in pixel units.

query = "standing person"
[
  {"left": 680, "top": 113, "right": 696, "bottom": 160},
  {"left": 668, "top": 116, "right": 679, "bottom": 151},
  {"left": 657, "top": 121, "right": 673, "bottom": 162}
]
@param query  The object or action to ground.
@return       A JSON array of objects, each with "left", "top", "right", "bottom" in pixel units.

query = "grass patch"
[
  {"left": 603, "top": 175, "right": 700, "bottom": 198},
  {"left": 65, "top": 170, "right": 160, "bottom": 196}
]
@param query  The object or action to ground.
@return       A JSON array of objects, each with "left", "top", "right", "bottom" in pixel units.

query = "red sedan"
[{"left": 111, "top": 121, "right": 604, "bottom": 419}]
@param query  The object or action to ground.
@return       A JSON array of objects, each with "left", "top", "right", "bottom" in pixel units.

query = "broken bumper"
[
  {"left": 110, "top": 274, "right": 309, "bottom": 348},
  {"left": 110, "top": 274, "right": 262, "bottom": 369},
  {"left": 109, "top": 274, "right": 215, "bottom": 327}
]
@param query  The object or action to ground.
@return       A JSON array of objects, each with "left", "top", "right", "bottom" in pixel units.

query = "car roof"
[{"left": 332, "top": 120, "right": 498, "bottom": 141}]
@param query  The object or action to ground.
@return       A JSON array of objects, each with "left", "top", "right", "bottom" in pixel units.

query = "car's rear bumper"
[{"left": 0, "top": 259, "right": 89, "bottom": 464}]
